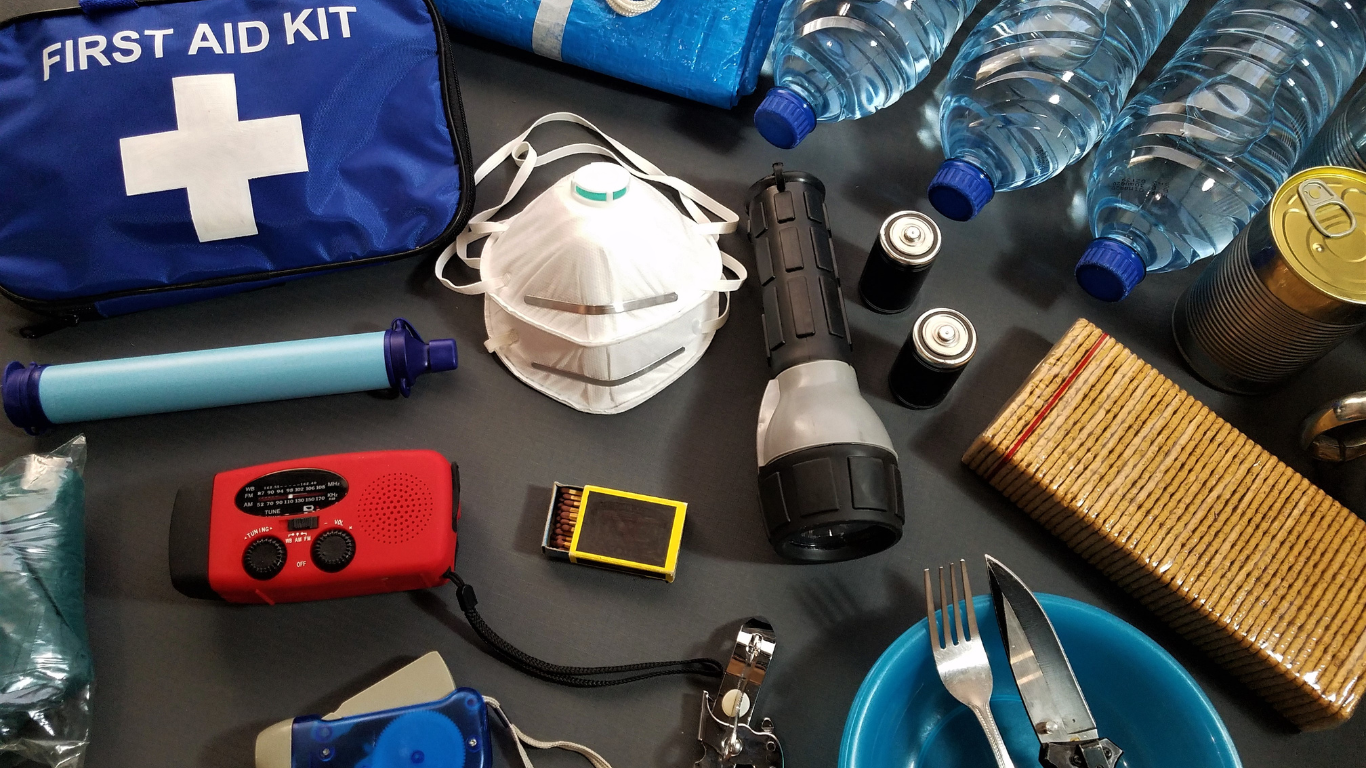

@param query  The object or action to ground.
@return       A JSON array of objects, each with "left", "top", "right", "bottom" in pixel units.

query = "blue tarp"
[{"left": 438, "top": 0, "right": 783, "bottom": 108}]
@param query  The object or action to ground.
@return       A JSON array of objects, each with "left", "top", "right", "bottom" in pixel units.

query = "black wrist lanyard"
[{"left": 443, "top": 570, "right": 724, "bottom": 687}]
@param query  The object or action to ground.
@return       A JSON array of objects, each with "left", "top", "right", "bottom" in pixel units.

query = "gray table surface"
[{"left": 4, "top": 4, "right": 1366, "bottom": 767}]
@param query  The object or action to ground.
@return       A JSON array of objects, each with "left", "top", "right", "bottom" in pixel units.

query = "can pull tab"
[{"left": 1298, "top": 179, "right": 1357, "bottom": 239}]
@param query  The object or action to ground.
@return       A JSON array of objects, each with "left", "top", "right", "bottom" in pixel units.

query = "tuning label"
[{"left": 235, "top": 469, "right": 348, "bottom": 517}]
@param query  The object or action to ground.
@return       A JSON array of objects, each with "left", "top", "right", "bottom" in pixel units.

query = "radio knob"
[
  {"left": 312, "top": 529, "right": 356, "bottom": 573},
  {"left": 243, "top": 536, "right": 287, "bottom": 580}
]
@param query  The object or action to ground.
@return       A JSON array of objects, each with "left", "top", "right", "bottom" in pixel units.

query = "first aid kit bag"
[{"left": 0, "top": 0, "right": 472, "bottom": 330}]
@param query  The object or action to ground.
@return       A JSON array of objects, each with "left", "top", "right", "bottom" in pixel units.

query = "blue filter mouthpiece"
[
  {"left": 755, "top": 87, "right": 817, "bottom": 149},
  {"left": 385, "top": 318, "right": 458, "bottom": 396}
]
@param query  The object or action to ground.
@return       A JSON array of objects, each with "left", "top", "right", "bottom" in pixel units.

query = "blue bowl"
[{"left": 840, "top": 594, "right": 1241, "bottom": 768}]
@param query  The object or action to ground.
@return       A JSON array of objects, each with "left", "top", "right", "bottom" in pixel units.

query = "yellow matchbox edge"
[{"left": 566, "top": 485, "right": 687, "bottom": 582}]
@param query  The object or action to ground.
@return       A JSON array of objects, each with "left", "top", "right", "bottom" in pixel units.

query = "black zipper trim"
[
  {"left": 19, "top": 312, "right": 81, "bottom": 338},
  {"left": 0, "top": 0, "right": 475, "bottom": 319}
]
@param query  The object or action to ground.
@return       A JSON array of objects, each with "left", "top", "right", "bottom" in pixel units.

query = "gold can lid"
[{"left": 1270, "top": 166, "right": 1366, "bottom": 305}]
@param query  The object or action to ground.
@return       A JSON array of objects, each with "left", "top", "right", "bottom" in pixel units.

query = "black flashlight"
[{"left": 746, "top": 164, "right": 905, "bottom": 562}]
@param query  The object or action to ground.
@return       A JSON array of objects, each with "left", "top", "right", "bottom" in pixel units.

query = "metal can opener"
[{"left": 694, "top": 618, "right": 783, "bottom": 768}]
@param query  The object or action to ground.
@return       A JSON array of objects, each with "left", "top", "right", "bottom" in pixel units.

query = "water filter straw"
[
  {"left": 2, "top": 319, "right": 457, "bottom": 433},
  {"left": 928, "top": 0, "right": 1191, "bottom": 221},
  {"left": 1076, "top": 0, "right": 1366, "bottom": 302}
]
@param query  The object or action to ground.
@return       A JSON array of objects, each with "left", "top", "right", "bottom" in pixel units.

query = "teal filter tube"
[{"left": 2, "top": 319, "right": 456, "bottom": 433}]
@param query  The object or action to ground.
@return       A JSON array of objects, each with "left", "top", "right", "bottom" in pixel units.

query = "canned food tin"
[
  {"left": 1174, "top": 167, "right": 1366, "bottom": 395},
  {"left": 858, "top": 211, "right": 941, "bottom": 314},
  {"left": 888, "top": 308, "right": 976, "bottom": 409}
]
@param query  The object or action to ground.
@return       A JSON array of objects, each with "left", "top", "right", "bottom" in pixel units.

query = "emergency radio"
[{"left": 170, "top": 450, "right": 458, "bottom": 604}]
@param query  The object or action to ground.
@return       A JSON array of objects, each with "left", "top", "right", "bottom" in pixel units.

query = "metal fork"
[{"left": 925, "top": 559, "right": 1016, "bottom": 768}]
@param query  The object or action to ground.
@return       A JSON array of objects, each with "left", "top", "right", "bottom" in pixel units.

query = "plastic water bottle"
[
  {"left": 754, "top": 0, "right": 980, "bottom": 148},
  {"left": 1076, "top": 0, "right": 1366, "bottom": 302},
  {"left": 927, "top": 0, "right": 1191, "bottom": 221},
  {"left": 1298, "top": 84, "right": 1366, "bottom": 171}
]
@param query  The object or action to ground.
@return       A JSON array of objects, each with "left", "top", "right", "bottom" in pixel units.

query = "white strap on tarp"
[
  {"left": 532, "top": 0, "right": 662, "bottom": 60},
  {"left": 435, "top": 111, "right": 743, "bottom": 298},
  {"left": 531, "top": 0, "right": 573, "bottom": 59},
  {"left": 484, "top": 696, "right": 615, "bottom": 768}
]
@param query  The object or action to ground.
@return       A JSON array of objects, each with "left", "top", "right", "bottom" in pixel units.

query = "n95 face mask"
[{"left": 436, "top": 113, "right": 745, "bottom": 414}]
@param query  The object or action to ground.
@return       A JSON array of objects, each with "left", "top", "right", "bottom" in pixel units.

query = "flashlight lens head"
[
  {"left": 780, "top": 521, "right": 899, "bottom": 560},
  {"left": 759, "top": 444, "right": 904, "bottom": 563}
]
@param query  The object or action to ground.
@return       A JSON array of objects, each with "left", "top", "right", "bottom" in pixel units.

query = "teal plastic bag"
[{"left": 0, "top": 436, "right": 90, "bottom": 768}]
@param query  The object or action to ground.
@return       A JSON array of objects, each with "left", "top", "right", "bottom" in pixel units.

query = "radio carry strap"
[{"left": 444, "top": 571, "right": 724, "bottom": 687}]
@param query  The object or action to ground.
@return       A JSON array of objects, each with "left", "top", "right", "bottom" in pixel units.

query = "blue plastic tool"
[
  {"left": 840, "top": 594, "right": 1242, "bottom": 768},
  {"left": 3, "top": 319, "right": 456, "bottom": 433}
]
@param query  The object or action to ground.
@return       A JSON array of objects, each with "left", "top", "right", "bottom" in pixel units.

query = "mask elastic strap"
[
  {"left": 524, "top": 116, "right": 741, "bottom": 244},
  {"left": 435, "top": 112, "right": 742, "bottom": 296},
  {"left": 521, "top": 116, "right": 739, "bottom": 233},
  {"left": 483, "top": 696, "right": 615, "bottom": 768},
  {"left": 436, "top": 120, "right": 562, "bottom": 292},
  {"left": 695, "top": 253, "right": 749, "bottom": 333},
  {"left": 499, "top": 113, "right": 726, "bottom": 224},
  {"left": 708, "top": 252, "right": 747, "bottom": 293},
  {"left": 540, "top": 139, "right": 737, "bottom": 236},
  {"left": 697, "top": 292, "right": 731, "bottom": 335},
  {"left": 436, "top": 221, "right": 508, "bottom": 294}
]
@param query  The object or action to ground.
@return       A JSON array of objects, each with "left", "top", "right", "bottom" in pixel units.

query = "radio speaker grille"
[{"left": 357, "top": 473, "right": 433, "bottom": 545}]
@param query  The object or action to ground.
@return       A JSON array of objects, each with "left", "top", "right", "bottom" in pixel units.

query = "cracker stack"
[{"left": 963, "top": 318, "right": 1366, "bottom": 730}]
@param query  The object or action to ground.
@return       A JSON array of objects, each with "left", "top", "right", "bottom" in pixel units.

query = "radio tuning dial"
[
  {"left": 312, "top": 529, "right": 356, "bottom": 573},
  {"left": 243, "top": 536, "right": 287, "bottom": 580}
]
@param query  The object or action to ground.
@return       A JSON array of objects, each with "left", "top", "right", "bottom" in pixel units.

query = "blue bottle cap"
[
  {"left": 928, "top": 159, "right": 994, "bottom": 221},
  {"left": 754, "top": 87, "right": 817, "bottom": 149},
  {"left": 1076, "top": 239, "right": 1146, "bottom": 302},
  {"left": 384, "top": 319, "right": 458, "bottom": 397},
  {"left": 2, "top": 361, "right": 50, "bottom": 435}
]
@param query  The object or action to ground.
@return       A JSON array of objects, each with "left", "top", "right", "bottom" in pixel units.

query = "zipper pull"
[{"left": 21, "top": 314, "right": 81, "bottom": 339}]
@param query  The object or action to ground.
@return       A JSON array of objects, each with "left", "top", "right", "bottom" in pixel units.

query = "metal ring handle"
[
  {"left": 1301, "top": 391, "right": 1366, "bottom": 462},
  {"left": 1298, "top": 179, "right": 1358, "bottom": 239}
]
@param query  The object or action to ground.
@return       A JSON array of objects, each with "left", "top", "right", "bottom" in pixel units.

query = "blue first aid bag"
[{"left": 0, "top": 0, "right": 471, "bottom": 331}]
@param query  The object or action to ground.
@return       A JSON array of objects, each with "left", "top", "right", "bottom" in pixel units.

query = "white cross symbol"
[{"left": 120, "top": 73, "right": 308, "bottom": 243}]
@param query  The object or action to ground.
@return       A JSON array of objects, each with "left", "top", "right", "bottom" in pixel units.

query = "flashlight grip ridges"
[{"left": 746, "top": 167, "right": 852, "bottom": 376}]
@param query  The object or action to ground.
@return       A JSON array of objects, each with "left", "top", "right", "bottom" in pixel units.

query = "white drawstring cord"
[
  {"left": 604, "top": 0, "right": 661, "bottom": 16},
  {"left": 484, "top": 696, "right": 615, "bottom": 768}
]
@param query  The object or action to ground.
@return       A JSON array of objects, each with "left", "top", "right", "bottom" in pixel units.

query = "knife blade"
[{"left": 985, "top": 555, "right": 1122, "bottom": 768}]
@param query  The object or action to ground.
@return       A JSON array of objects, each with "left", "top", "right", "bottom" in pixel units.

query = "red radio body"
[{"left": 170, "top": 450, "right": 458, "bottom": 604}]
